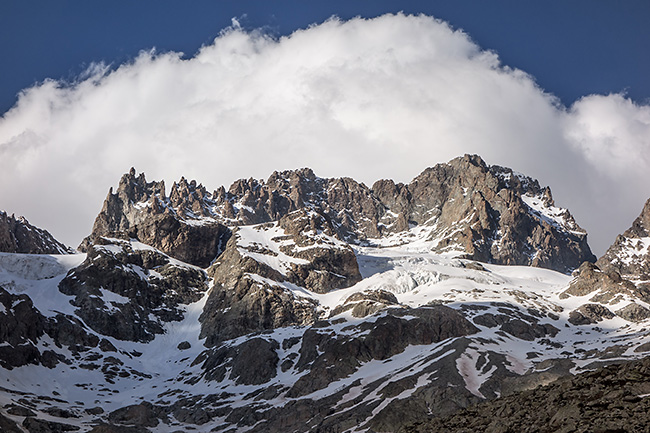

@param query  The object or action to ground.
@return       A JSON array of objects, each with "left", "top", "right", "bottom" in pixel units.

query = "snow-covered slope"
[{"left": 0, "top": 239, "right": 648, "bottom": 432}]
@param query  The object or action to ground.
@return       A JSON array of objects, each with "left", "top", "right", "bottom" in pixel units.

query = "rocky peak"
[
  {"left": 0, "top": 211, "right": 72, "bottom": 254},
  {"left": 115, "top": 166, "right": 166, "bottom": 205},
  {"left": 79, "top": 169, "right": 230, "bottom": 268},
  {"left": 392, "top": 155, "right": 594, "bottom": 272},
  {"left": 597, "top": 198, "right": 650, "bottom": 282},
  {"left": 169, "top": 177, "right": 211, "bottom": 218}
]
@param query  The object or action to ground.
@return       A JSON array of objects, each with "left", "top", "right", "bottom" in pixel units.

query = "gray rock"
[
  {"left": 6, "top": 404, "right": 36, "bottom": 417},
  {"left": 561, "top": 261, "right": 648, "bottom": 303},
  {"left": 597, "top": 198, "right": 650, "bottom": 282},
  {"left": 198, "top": 337, "right": 279, "bottom": 385},
  {"left": 212, "top": 156, "right": 594, "bottom": 273},
  {"left": 0, "top": 413, "right": 22, "bottom": 433},
  {"left": 402, "top": 355, "right": 650, "bottom": 433},
  {"left": 278, "top": 209, "right": 362, "bottom": 293},
  {"left": 568, "top": 303, "right": 615, "bottom": 325},
  {"left": 88, "top": 157, "right": 594, "bottom": 276},
  {"left": 330, "top": 289, "right": 399, "bottom": 318},
  {"left": 22, "top": 417, "right": 80, "bottom": 432},
  {"left": 287, "top": 306, "right": 478, "bottom": 398},
  {"left": 199, "top": 234, "right": 318, "bottom": 345},
  {"left": 616, "top": 303, "right": 650, "bottom": 322},
  {"left": 107, "top": 402, "right": 164, "bottom": 427},
  {"left": 500, "top": 319, "right": 559, "bottom": 341}
]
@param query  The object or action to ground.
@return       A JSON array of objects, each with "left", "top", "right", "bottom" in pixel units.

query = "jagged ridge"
[{"left": 81, "top": 155, "right": 595, "bottom": 274}]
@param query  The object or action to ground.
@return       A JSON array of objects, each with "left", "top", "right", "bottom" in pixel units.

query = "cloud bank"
[{"left": 0, "top": 14, "right": 648, "bottom": 254}]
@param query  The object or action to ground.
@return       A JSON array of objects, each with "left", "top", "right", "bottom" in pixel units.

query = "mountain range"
[{"left": 0, "top": 154, "right": 649, "bottom": 432}]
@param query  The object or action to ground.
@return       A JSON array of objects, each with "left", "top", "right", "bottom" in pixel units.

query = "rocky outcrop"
[
  {"left": 59, "top": 237, "right": 208, "bottom": 342},
  {"left": 277, "top": 209, "right": 362, "bottom": 292},
  {"left": 196, "top": 337, "right": 280, "bottom": 385},
  {"left": 107, "top": 402, "right": 167, "bottom": 428},
  {"left": 330, "top": 289, "right": 399, "bottom": 318},
  {"left": 616, "top": 303, "right": 650, "bottom": 323},
  {"left": 403, "top": 355, "right": 650, "bottom": 433},
  {"left": 0, "top": 286, "right": 49, "bottom": 369},
  {"left": 568, "top": 303, "right": 615, "bottom": 325},
  {"left": 0, "top": 211, "right": 72, "bottom": 254},
  {"left": 561, "top": 261, "right": 650, "bottom": 304},
  {"left": 399, "top": 155, "right": 594, "bottom": 272},
  {"left": 79, "top": 168, "right": 230, "bottom": 267},
  {"left": 0, "top": 286, "right": 102, "bottom": 369},
  {"left": 199, "top": 232, "right": 319, "bottom": 346}
]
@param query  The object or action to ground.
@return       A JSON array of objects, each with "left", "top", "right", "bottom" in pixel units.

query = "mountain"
[
  {"left": 0, "top": 211, "right": 72, "bottom": 254},
  {"left": 81, "top": 155, "right": 595, "bottom": 272},
  {"left": 0, "top": 154, "right": 648, "bottom": 433}
]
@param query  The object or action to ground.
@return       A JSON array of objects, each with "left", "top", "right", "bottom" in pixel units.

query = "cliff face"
[{"left": 0, "top": 211, "right": 72, "bottom": 254}]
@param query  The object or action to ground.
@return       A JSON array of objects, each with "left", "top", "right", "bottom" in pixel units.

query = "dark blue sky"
[{"left": 1, "top": 1, "right": 648, "bottom": 114}]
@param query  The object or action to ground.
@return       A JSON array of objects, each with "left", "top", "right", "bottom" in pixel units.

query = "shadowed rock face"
[
  {"left": 0, "top": 286, "right": 101, "bottom": 370},
  {"left": 0, "top": 211, "right": 72, "bottom": 254}
]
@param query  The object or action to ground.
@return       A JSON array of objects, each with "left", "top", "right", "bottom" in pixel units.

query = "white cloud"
[{"left": 0, "top": 13, "right": 648, "bottom": 255}]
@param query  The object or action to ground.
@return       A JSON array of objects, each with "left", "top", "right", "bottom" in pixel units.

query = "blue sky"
[
  {"left": 0, "top": 1, "right": 649, "bottom": 255},
  {"left": 1, "top": 1, "right": 648, "bottom": 113}
]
